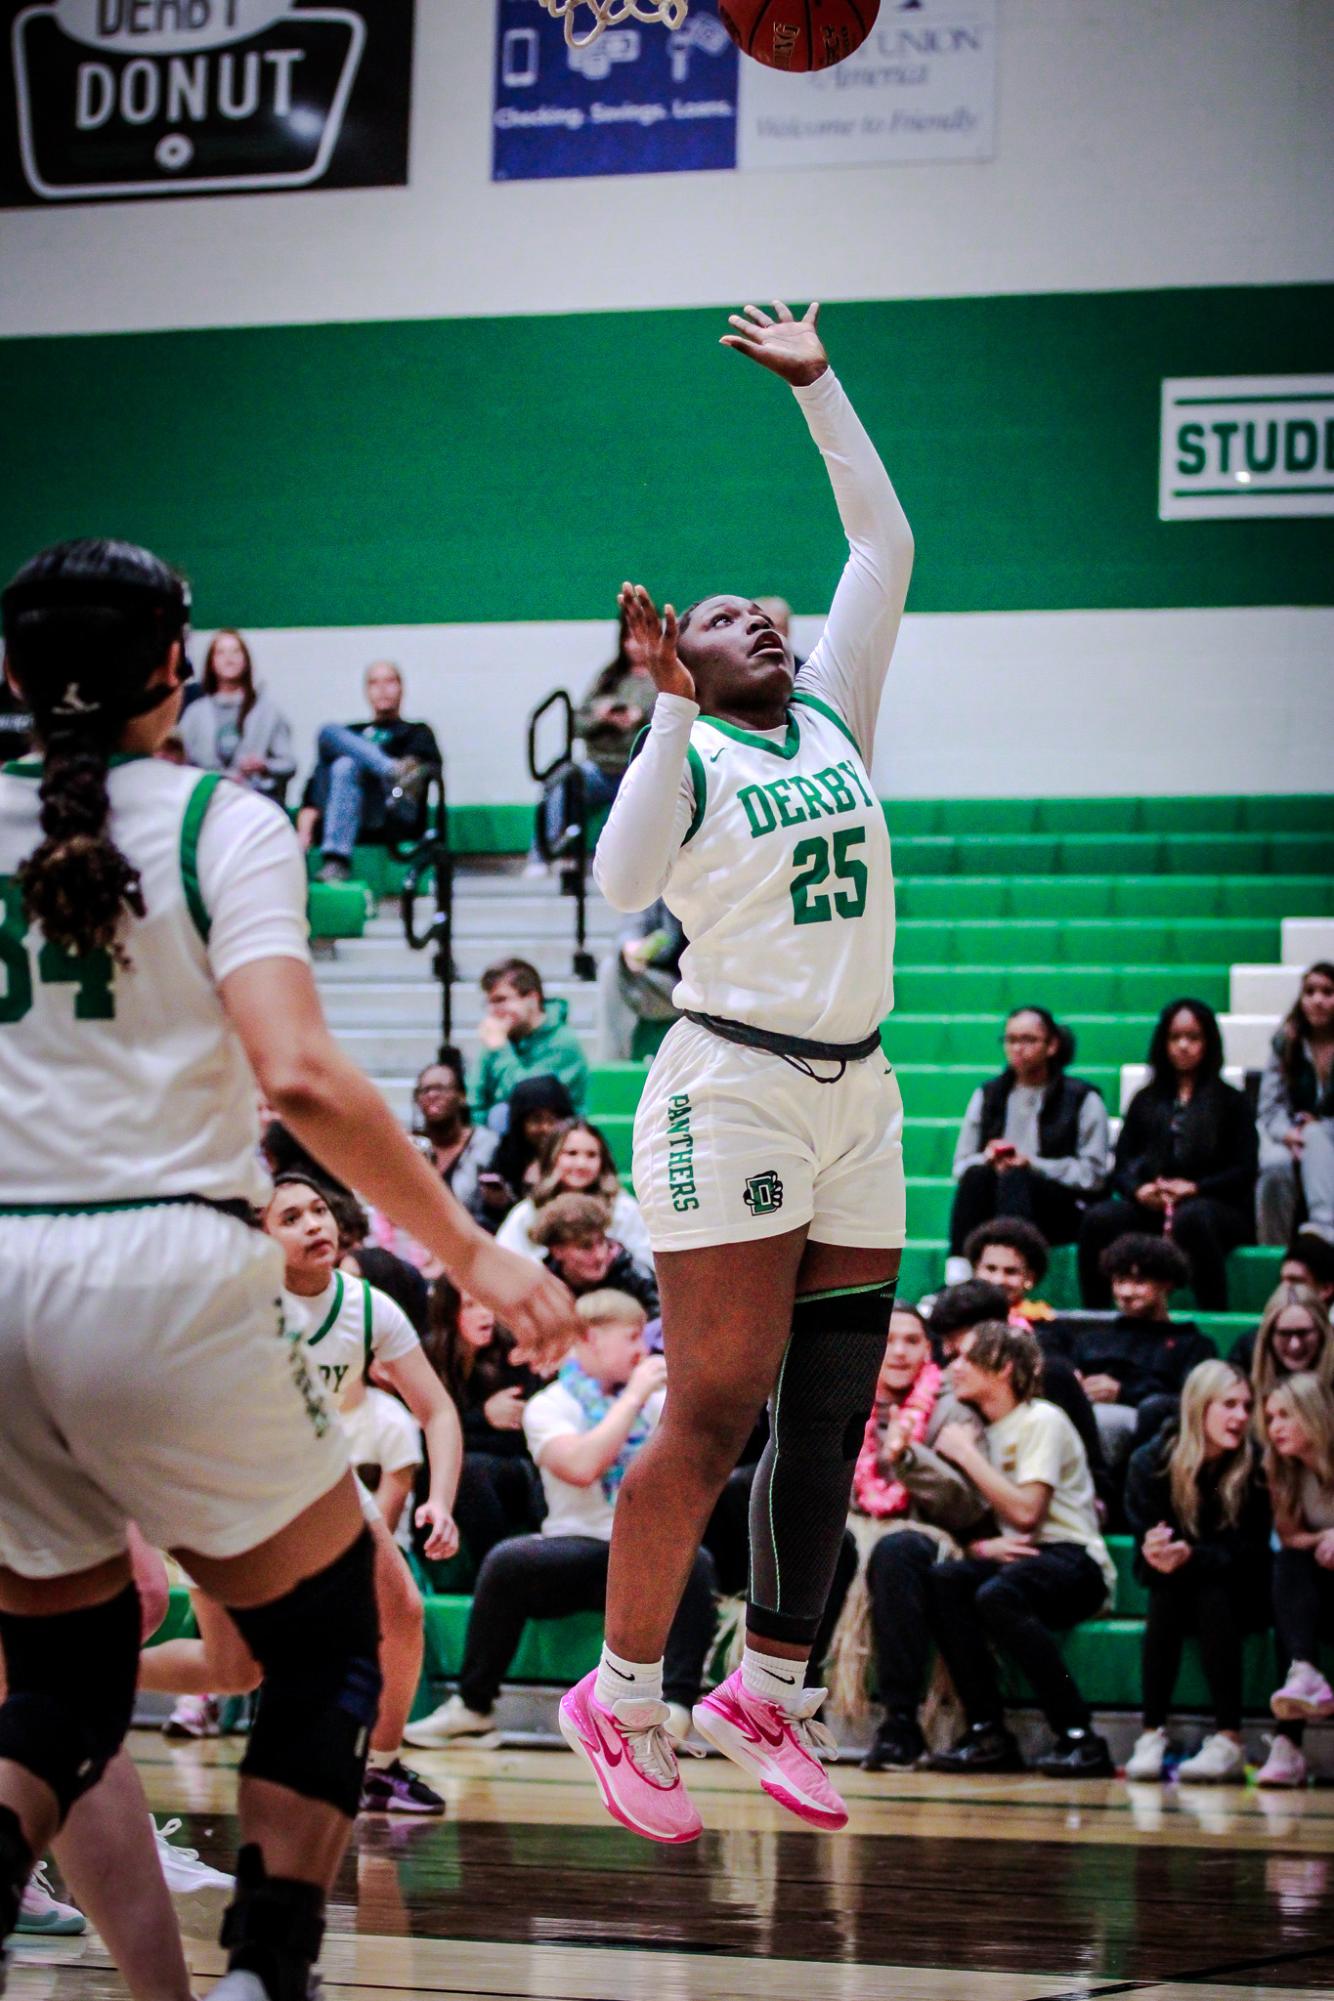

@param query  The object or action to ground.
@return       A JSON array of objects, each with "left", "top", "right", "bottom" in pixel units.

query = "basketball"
[{"left": 718, "top": 0, "right": 881, "bottom": 72}]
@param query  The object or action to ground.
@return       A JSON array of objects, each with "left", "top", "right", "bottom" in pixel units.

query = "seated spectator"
[
  {"left": 1123, "top": 1362, "right": 1270, "bottom": 1784},
  {"left": 925, "top": 1321, "right": 1116, "bottom": 1776},
  {"left": 296, "top": 659, "right": 440, "bottom": 882},
  {"left": 835, "top": 1305, "right": 989, "bottom": 1772},
  {"left": 963, "top": 1217, "right": 1056, "bottom": 1326},
  {"left": 929, "top": 1278, "right": 1109, "bottom": 1509},
  {"left": 489, "top": 1074, "right": 576, "bottom": 1203},
  {"left": 419, "top": 1280, "right": 545, "bottom": 1571},
  {"left": 1248, "top": 1284, "right": 1334, "bottom": 1408},
  {"left": 1260, "top": 1373, "right": 1334, "bottom": 1787},
  {"left": 530, "top": 1192, "right": 660, "bottom": 1318},
  {"left": 528, "top": 608, "right": 656, "bottom": 877},
  {"left": 1256, "top": 963, "right": 1334, "bottom": 1247},
  {"left": 1283, "top": 1230, "right": 1334, "bottom": 1310},
  {"left": 405, "top": 1290, "right": 716, "bottom": 1746},
  {"left": 596, "top": 899, "right": 685, "bottom": 1063},
  {"left": 1073, "top": 1234, "right": 1216, "bottom": 1472},
  {"left": 177, "top": 628, "right": 296, "bottom": 803},
  {"left": 1078, "top": 998, "right": 1258, "bottom": 1311},
  {"left": 949, "top": 1008, "right": 1109, "bottom": 1270},
  {"left": 497, "top": 1118, "right": 651, "bottom": 1267},
  {"left": 372, "top": 1053, "right": 508, "bottom": 1267},
  {"left": 475, "top": 959, "right": 590, "bottom": 1123},
  {"left": 340, "top": 1377, "right": 424, "bottom": 1543}
]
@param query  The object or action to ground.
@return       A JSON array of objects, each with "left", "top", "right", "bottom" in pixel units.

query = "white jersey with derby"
[
  {"left": 0, "top": 755, "right": 310, "bottom": 1208},
  {"left": 284, "top": 1268, "right": 420, "bottom": 1412},
  {"left": 594, "top": 367, "right": 912, "bottom": 1047}
]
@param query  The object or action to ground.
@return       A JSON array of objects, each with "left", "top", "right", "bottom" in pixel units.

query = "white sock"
[
  {"left": 742, "top": 1644, "right": 807, "bottom": 1712},
  {"left": 366, "top": 1745, "right": 398, "bottom": 1771},
  {"left": 594, "top": 1646, "right": 663, "bottom": 1710}
]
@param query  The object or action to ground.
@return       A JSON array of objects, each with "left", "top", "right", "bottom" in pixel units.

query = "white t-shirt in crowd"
[
  {"left": 984, "top": 1396, "right": 1116, "bottom": 1602},
  {"left": 496, "top": 1187, "right": 652, "bottom": 1267},
  {"left": 522, "top": 1379, "right": 666, "bottom": 1542}
]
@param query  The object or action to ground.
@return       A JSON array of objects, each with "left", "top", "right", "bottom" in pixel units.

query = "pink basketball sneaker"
[
  {"left": 559, "top": 1670, "right": 702, "bottom": 1844},
  {"left": 692, "top": 1670, "right": 848, "bottom": 1830}
]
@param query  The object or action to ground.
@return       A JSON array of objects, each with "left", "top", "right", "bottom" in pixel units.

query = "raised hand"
[
  {"left": 721, "top": 300, "right": 828, "bottom": 387},
  {"left": 618, "top": 581, "right": 694, "bottom": 702}
]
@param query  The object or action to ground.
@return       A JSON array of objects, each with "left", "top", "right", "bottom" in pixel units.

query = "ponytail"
[
  {"left": 2, "top": 537, "right": 190, "bottom": 969},
  {"left": 18, "top": 726, "right": 145, "bottom": 967}
]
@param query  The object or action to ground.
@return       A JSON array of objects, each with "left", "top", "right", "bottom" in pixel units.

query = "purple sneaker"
[{"left": 359, "top": 1758, "right": 446, "bottom": 1816}]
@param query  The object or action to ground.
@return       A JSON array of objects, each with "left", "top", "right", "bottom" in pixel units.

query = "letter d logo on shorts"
[{"left": 743, "top": 1171, "right": 784, "bottom": 1217}]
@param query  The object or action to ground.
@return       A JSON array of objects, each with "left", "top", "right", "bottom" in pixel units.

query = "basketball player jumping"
[
  {"left": 558, "top": 301, "right": 914, "bottom": 1841},
  {"left": 0, "top": 540, "right": 575, "bottom": 2001}
]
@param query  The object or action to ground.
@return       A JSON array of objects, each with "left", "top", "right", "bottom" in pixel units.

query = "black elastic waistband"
[{"left": 686, "top": 1011, "right": 882, "bottom": 1066}]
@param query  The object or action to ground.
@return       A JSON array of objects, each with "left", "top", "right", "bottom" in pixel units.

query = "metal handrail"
[
  {"left": 525, "top": 685, "right": 597, "bottom": 981},
  {"left": 399, "top": 765, "right": 456, "bottom": 1047}
]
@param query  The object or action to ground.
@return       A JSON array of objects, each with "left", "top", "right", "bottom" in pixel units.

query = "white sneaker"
[
  {"left": 163, "top": 1694, "right": 221, "bottom": 1739},
  {"left": 1271, "top": 1659, "right": 1334, "bottom": 1721},
  {"left": 401, "top": 1694, "right": 500, "bottom": 1750},
  {"left": 664, "top": 1702, "right": 693, "bottom": 1744},
  {"left": 151, "top": 1816, "right": 232, "bottom": 1892},
  {"left": 203, "top": 1976, "right": 269, "bottom": 2001},
  {"left": 521, "top": 857, "right": 550, "bottom": 880},
  {"left": 1124, "top": 1727, "right": 1169, "bottom": 1782},
  {"left": 16, "top": 1865, "right": 85, "bottom": 1936},
  {"left": 1176, "top": 1732, "right": 1247, "bottom": 1783},
  {"left": 1256, "top": 1734, "right": 1310, "bottom": 1789}
]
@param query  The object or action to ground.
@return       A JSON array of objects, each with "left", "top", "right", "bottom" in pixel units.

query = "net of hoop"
[{"left": 537, "top": 1, "right": 690, "bottom": 52}]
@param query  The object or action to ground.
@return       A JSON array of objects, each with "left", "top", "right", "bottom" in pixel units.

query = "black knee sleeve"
[
  {"left": 748, "top": 1279, "right": 897, "bottom": 1646},
  {"left": 227, "top": 1530, "right": 382, "bottom": 1819},
  {"left": 220, "top": 1843, "right": 326, "bottom": 2001},
  {"left": 0, "top": 1584, "right": 140, "bottom": 1823}
]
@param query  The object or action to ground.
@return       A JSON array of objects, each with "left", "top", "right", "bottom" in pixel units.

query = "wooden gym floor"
[{"left": 10, "top": 1729, "right": 1334, "bottom": 2001}]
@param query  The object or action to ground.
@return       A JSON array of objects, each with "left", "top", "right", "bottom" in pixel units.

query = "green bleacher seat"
[
  {"left": 893, "top": 966, "right": 1229, "bottom": 1013},
  {"left": 893, "top": 918, "right": 1280, "bottom": 966},
  {"left": 884, "top": 1015, "right": 1155, "bottom": 1066},
  {"left": 307, "top": 880, "right": 368, "bottom": 939},
  {"left": 897, "top": 876, "right": 1334, "bottom": 922},
  {"left": 886, "top": 832, "right": 1334, "bottom": 878}
]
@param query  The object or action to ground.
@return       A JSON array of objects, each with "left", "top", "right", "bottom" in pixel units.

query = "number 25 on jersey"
[{"left": 789, "top": 827, "right": 868, "bottom": 926}]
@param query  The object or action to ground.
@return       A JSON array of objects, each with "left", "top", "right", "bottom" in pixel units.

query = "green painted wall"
[{"left": 2, "top": 284, "right": 1329, "bottom": 627}]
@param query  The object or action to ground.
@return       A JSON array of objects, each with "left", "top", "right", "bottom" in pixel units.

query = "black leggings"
[
  {"left": 927, "top": 1544, "right": 1107, "bottom": 1735},
  {"left": 458, "top": 1533, "right": 717, "bottom": 1713},
  {"left": 1140, "top": 1566, "right": 1266, "bottom": 1733},
  {"left": 1272, "top": 1547, "right": 1334, "bottom": 1745},
  {"left": 451, "top": 1453, "right": 545, "bottom": 1570},
  {"left": 949, "top": 1163, "right": 1085, "bottom": 1255}
]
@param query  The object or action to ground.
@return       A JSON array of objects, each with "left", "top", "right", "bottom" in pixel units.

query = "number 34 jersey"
[
  {"left": 664, "top": 686, "right": 895, "bottom": 1047},
  {"left": 0, "top": 755, "right": 309, "bottom": 1208}
]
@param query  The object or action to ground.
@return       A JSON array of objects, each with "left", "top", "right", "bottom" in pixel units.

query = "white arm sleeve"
[
  {"left": 197, "top": 783, "right": 311, "bottom": 984},
  {"left": 792, "top": 368, "right": 914, "bottom": 761},
  {"left": 591, "top": 692, "right": 700, "bottom": 913}
]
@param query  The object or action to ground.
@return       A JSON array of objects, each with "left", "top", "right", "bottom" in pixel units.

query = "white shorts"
[
  {"left": 0, "top": 1204, "right": 349, "bottom": 1580},
  {"left": 632, "top": 1018, "right": 907, "bottom": 1254}
]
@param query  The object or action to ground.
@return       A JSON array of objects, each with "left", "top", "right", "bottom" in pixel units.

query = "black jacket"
[
  {"left": 977, "top": 1071, "right": 1101, "bottom": 1163},
  {"left": 1071, "top": 1314, "right": 1216, "bottom": 1407},
  {"left": 1124, "top": 1423, "right": 1271, "bottom": 1599},
  {"left": 543, "top": 1246, "right": 661, "bottom": 1320},
  {"left": 1112, "top": 1077, "right": 1258, "bottom": 1214}
]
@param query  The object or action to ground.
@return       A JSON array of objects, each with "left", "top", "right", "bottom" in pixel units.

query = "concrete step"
[
  {"left": 1220, "top": 1014, "right": 1282, "bottom": 1071},
  {"left": 1229, "top": 965, "right": 1302, "bottom": 1015},
  {"left": 315, "top": 937, "right": 611, "bottom": 984},
  {"left": 1282, "top": 917, "right": 1334, "bottom": 967},
  {"left": 320, "top": 980, "right": 601, "bottom": 1032}
]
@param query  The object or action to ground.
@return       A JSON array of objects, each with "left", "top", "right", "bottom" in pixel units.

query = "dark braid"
[
  {"left": 18, "top": 724, "right": 145, "bottom": 967},
  {"left": 3, "top": 537, "right": 190, "bottom": 969}
]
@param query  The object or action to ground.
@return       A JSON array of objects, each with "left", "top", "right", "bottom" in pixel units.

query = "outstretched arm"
[
  {"left": 592, "top": 582, "right": 700, "bottom": 912},
  {"left": 724, "top": 301, "right": 913, "bottom": 762}
]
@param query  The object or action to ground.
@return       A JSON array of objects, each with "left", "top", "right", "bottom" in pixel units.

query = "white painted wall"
[
  {"left": 218, "top": 605, "right": 1334, "bottom": 805},
  {"left": 2, "top": 0, "right": 1330, "bottom": 337}
]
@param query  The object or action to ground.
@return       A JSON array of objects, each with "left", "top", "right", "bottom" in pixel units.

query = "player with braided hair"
[{"left": 0, "top": 539, "right": 577, "bottom": 2001}]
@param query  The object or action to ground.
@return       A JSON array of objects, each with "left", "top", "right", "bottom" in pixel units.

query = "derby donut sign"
[{"left": 2, "top": 0, "right": 413, "bottom": 203}]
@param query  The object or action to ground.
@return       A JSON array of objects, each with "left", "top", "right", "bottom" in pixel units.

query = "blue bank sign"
[{"left": 492, "top": 1, "right": 737, "bottom": 181}]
